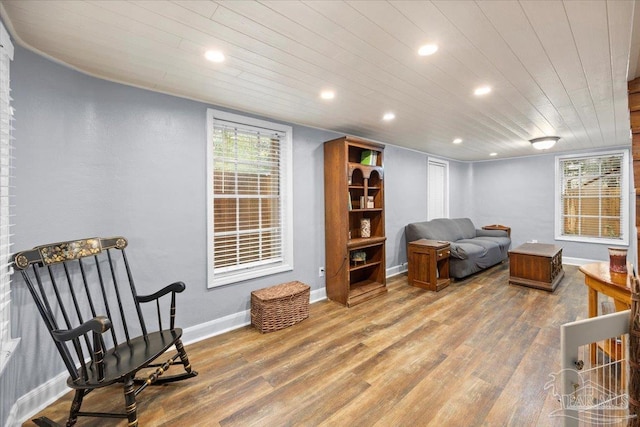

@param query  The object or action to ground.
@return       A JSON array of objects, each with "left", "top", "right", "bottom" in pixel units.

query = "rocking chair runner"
[{"left": 13, "top": 236, "right": 198, "bottom": 426}]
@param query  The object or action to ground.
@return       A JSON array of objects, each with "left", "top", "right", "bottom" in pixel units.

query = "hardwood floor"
[{"left": 26, "top": 263, "right": 588, "bottom": 426}]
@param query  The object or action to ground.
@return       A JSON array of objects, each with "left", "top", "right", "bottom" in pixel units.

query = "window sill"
[
  {"left": 555, "top": 235, "right": 629, "bottom": 246},
  {"left": 208, "top": 263, "right": 294, "bottom": 288},
  {"left": 0, "top": 337, "right": 20, "bottom": 375}
]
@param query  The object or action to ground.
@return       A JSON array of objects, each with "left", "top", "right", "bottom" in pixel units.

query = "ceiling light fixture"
[
  {"left": 418, "top": 44, "right": 438, "bottom": 56},
  {"left": 320, "top": 90, "right": 335, "bottom": 100},
  {"left": 453, "top": 138, "right": 462, "bottom": 144},
  {"left": 382, "top": 112, "right": 395, "bottom": 121},
  {"left": 489, "top": 152, "right": 498, "bottom": 157},
  {"left": 474, "top": 86, "right": 491, "bottom": 96},
  {"left": 204, "top": 50, "right": 225, "bottom": 63},
  {"left": 530, "top": 136, "right": 560, "bottom": 150}
]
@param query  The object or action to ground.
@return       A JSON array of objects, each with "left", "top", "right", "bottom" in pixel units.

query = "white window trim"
[
  {"left": 554, "top": 149, "right": 629, "bottom": 246},
  {"left": 206, "top": 109, "right": 293, "bottom": 288},
  {"left": 427, "top": 157, "right": 449, "bottom": 220},
  {"left": 0, "top": 20, "right": 17, "bottom": 375}
]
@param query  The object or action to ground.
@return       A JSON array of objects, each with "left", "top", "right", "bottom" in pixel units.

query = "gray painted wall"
[
  {"left": 449, "top": 158, "right": 474, "bottom": 218},
  {"left": 1, "top": 44, "right": 633, "bottom": 425},
  {"left": 2, "top": 47, "right": 462, "bottom": 424},
  {"left": 470, "top": 153, "right": 632, "bottom": 261},
  {"left": 384, "top": 148, "right": 470, "bottom": 266},
  {"left": 384, "top": 146, "right": 428, "bottom": 267},
  {"left": 5, "top": 46, "right": 345, "bottom": 420}
]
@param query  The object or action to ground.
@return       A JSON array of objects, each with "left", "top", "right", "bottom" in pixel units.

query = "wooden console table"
[
  {"left": 579, "top": 262, "right": 631, "bottom": 364},
  {"left": 407, "top": 239, "right": 450, "bottom": 291},
  {"left": 509, "top": 243, "right": 564, "bottom": 291}
]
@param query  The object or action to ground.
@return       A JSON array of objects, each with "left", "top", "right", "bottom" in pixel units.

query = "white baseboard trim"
[
  {"left": 12, "top": 286, "right": 329, "bottom": 425},
  {"left": 563, "top": 257, "right": 601, "bottom": 266},
  {"left": 5, "top": 404, "right": 19, "bottom": 427},
  {"left": 182, "top": 286, "right": 327, "bottom": 346},
  {"left": 180, "top": 308, "right": 251, "bottom": 347},
  {"left": 386, "top": 263, "right": 408, "bottom": 278},
  {"left": 9, "top": 370, "right": 69, "bottom": 427},
  {"left": 0, "top": 337, "right": 20, "bottom": 376}
]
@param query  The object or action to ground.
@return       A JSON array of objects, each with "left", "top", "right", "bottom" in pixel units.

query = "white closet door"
[{"left": 427, "top": 159, "right": 448, "bottom": 220}]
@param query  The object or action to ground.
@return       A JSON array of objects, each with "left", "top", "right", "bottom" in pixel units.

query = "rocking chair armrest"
[
  {"left": 51, "top": 316, "right": 112, "bottom": 343},
  {"left": 136, "top": 281, "right": 186, "bottom": 303}
]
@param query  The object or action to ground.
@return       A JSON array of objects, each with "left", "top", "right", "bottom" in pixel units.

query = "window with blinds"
[
  {"left": 0, "top": 21, "right": 15, "bottom": 371},
  {"left": 556, "top": 151, "right": 628, "bottom": 245},
  {"left": 206, "top": 109, "right": 293, "bottom": 287}
]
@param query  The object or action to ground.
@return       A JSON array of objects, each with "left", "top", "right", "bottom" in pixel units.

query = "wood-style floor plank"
[{"left": 25, "top": 263, "right": 589, "bottom": 426}]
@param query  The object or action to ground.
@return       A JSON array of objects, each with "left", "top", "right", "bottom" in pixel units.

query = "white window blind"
[
  {"left": 427, "top": 158, "right": 448, "bottom": 220},
  {"left": 0, "top": 21, "right": 15, "bottom": 371},
  {"left": 557, "top": 151, "right": 628, "bottom": 244},
  {"left": 206, "top": 109, "right": 293, "bottom": 287}
]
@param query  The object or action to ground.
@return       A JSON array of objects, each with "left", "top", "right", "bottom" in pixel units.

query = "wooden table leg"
[{"left": 589, "top": 287, "right": 598, "bottom": 365}]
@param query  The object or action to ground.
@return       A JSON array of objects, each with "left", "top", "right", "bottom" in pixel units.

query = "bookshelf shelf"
[
  {"left": 349, "top": 208, "right": 383, "bottom": 213},
  {"left": 349, "top": 260, "right": 382, "bottom": 273},
  {"left": 347, "top": 236, "right": 386, "bottom": 248}
]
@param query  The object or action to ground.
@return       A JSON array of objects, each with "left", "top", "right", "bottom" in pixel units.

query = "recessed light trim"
[
  {"left": 205, "top": 50, "right": 225, "bottom": 63},
  {"left": 474, "top": 86, "right": 491, "bottom": 96},
  {"left": 382, "top": 112, "right": 396, "bottom": 121},
  {"left": 489, "top": 152, "right": 498, "bottom": 157},
  {"left": 320, "top": 90, "right": 335, "bottom": 100},
  {"left": 418, "top": 44, "right": 438, "bottom": 56},
  {"left": 453, "top": 138, "right": 463, "bottom": 144}
]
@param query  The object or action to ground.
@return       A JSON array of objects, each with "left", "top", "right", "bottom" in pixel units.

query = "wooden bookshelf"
[
  {"left": 324, "top": 136, "right": 386, "bottom": 307},
  {"left": 631, "top": 78, "right": 640, "bottom": 268}
]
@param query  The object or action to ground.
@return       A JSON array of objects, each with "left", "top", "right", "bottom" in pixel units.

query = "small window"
[
  {"left": 206, "top": 109, "right": 293, "bottom": 287},
  {"left": 555, "top": 151, "right": 628, "bottom": 245}
]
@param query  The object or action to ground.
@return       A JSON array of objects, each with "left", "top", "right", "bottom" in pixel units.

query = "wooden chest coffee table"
[{"left": 509, "top": 243, "right": 564, "bottom": 291}]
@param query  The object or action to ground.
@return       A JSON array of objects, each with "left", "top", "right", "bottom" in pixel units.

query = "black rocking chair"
[{"left": 13, "top": 236, "right": 198, "bottom": 426}]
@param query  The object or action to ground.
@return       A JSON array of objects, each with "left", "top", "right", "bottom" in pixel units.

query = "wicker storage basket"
[{"left": 251, "top": 281, "right": 310, "bottom": 333}]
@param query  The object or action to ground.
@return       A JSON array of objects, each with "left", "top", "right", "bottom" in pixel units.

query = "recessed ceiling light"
[
  {"left": 489, "top": 152, "right": 498, "bottom": 157},
  {"left": 474, "top": 86, "right": 491, "bottom": 96},
  {"left": 382, "top": 112, "right": 396, "bottom": 121},
  {"left": 418, "top": 44, "right": 438, "bottom": 56},
  {"left": 320, "top": 90, "right": 335, "bottom": 100},
  {"left": 453, "top": 138, "right": 463, "bottom": 144},
  {"left": 205, "top": 50, "right": 225, "bottom": 63}
]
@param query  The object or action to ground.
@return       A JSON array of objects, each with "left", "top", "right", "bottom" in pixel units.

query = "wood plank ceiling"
[{"left": 2, "top": 0, "right": 639, "bottom": 161}]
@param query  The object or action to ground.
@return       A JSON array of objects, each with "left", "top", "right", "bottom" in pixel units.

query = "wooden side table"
[
  {"left": 482, "top": 224, "right": 511, "bottom": 237},
  {"left": 407, "top": 239, "right": 450, "bottom": 291},
  {"left": 578, "top": 262, "right": 631, "bottom": 365}
]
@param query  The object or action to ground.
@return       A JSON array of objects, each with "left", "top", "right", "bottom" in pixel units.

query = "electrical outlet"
[{"left": 318, "top": 267, "right": 325, "bottom": 277}]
